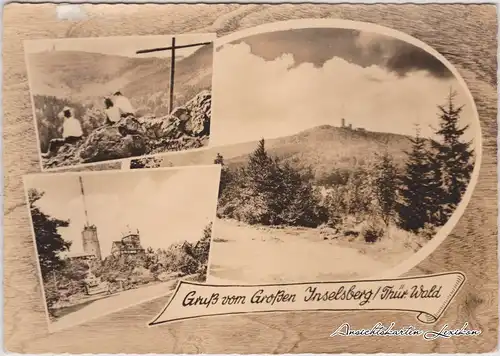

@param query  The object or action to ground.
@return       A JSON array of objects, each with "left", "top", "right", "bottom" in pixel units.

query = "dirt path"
[
  {"left": 50, "top": 279, "right": 178, "bottom": 332},
  {"left": 208, "top": 218, "right": 390, "bottom": 284}
]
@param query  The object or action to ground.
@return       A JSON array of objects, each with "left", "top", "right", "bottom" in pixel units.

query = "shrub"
[
  {"left": 323, "top": 166, "right": 375, "bottom": 222},
  {"left": 418, "top": 222, "right": 437, "bottom": 241},
  {"left": 361, "top": 218, "right": 386, "bottom": 243}
]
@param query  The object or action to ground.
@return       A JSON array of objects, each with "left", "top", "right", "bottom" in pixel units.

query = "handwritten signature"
[{"left": 330, "top": 322, "right": 481, "bottom": 340}]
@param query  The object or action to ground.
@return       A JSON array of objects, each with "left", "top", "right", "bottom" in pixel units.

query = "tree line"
[{"left": 215, "top": 91, "right": 474, "bottom": 240}]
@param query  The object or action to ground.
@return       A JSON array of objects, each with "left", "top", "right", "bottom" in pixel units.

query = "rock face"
[
  {"left": 42, "top": 91, "right": 211, "bottom": 168},
  {"left": 138, "top": 90, "right": 211, "bottom": 139},
  {"left": 79, "top": 125, "right": 147, "bottom": 163},
  {"left": 181, "top": 90, "right": 211, "bottom": 136},
  {"left": 43, "top": 142, "right": 84, "bottom": 168}
]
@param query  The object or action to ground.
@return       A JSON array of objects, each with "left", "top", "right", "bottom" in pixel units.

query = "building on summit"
[
  {"left": 78, "top": 176, "right": 102, "bottom": 261},
  {"left": 82, "top": 224, "right": 102, "bottom": 261},
  {"left": 111, "top": 227, "right": 146, "bottom": 258},
  {"left": 340, "top": 118, "right": 365, "bottom": 132}
]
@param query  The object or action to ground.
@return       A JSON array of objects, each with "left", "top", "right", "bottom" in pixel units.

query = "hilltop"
[
  {"left": 159, "top": 125, "right": 417, "bottom": 181},
  {"left": 228, "top": 125, "right": 413, "bottom": 173}
]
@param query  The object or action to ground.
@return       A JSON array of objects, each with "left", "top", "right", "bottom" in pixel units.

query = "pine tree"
[
  {"left": 273, "top": 161, "right": 326, "bottom": 227},
  {"left": 220, "top": 139, "right": 327, "bottom": 227},
  {"left": 373, "top": 150, "right": 399, "bottom": 227},
  {"left": 425, "top": 143, "right": 447, "bottom": 226},
  {"left": 244, "top": 139, "right": 277, "bottom": 223},
  {"left": 246, "top": 138, "right": 275, "bottom": 192},
  {"left": 398, "top": 127, "right": 436, "bottom": 232},
  {"left": 432, "top": 90, "right": 474, "bottom": 216},
  {"left": 28, "top": 189, "right": 71, "bottom": 279},
  {"left": 214, "top": 153, "right": 224, "bottom": 165}
]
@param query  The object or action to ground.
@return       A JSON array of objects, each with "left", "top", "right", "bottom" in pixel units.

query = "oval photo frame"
[{"left": 211, "top": 19, "right": 482, "bottom": 281}]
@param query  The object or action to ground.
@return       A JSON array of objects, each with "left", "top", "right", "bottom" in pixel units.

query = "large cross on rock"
[{"left": 136, "top": 36, "right": 213, "bottom": 114}]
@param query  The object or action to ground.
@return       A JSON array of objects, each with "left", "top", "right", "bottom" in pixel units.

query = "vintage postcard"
[
  {"left": 22, "top": 165, "right": 220, "bottom": 332},
  {"left": 24, "top": 33, "right": 215, "bottom": 171},
  {"left": 131, "top": 20, "right": 480, "bottom": 285},
  {"left": 4, "top": 3, "right": 497, "bottom": 355}
]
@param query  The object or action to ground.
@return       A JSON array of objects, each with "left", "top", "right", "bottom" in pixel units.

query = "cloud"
[
  {"left": 355, "top": 32, "right": 452, "bottom": 78},
  {"left": 211, "top": 42, "right": 475, "bottom": 146},
  {"left": 226, "top": 29, "right": 452, "bottom": 79}
]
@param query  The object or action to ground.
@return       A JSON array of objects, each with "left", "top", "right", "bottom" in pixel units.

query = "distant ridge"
[
  {"left": 159, "top": 124, "right": 417, "bottom": 181},
  {"left": 26, "top": 44, "right": 213, "bottom": 105},
  {"left": 225, "top": 125, "right": 414, "bottom": 176}
]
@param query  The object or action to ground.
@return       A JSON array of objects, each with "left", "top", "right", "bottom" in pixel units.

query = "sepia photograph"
[
  {"left": 23, "top": 165, "right": 221, "bottom": 331},
  {"left": 25, "top": 33, "right": 215, "bottom": 171},
  {"left": 3, "top": 4, "right": 497, "bottom": 354},
  {"left": 130, "top": 22, "right": 480, "bottom": 284}
]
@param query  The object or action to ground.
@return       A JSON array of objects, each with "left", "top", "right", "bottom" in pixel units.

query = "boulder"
[
  {"left": 42, "top": 142, "right": 83, "bottom": 168},
  {"left": 180, "top": 90, "right": 211, "bottom": 137},
  {"left": 137, "top": 115, "right": 184, "bottom": 140},
  {"left": 79, "top": 125, "right": 147, "bottom": 162},
  {"left": 170, "top": 107, "right": 190, "bottom": 121},
  {"left": 116, "top": 116, "right": 146, "bottom": 136}
]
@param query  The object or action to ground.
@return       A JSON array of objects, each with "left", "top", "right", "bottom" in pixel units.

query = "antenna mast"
[{"left": 79, "top": 176, "right": 90, "bottom": 227}]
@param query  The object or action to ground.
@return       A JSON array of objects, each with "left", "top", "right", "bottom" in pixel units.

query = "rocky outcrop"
[
  {"left": 42, "top": 91, "right": 211, "bottom": 168},
  {"left": 79, "top": 125, "right": 147, "bottom": 163},
  {"left": 181, "top": 90, "right": 211, "bottom": 136},
  {"left": 138, "top": 90, "right": 211, "bottom": 140},
  {"left": 43, "top": 141, "right": 84, "bottom": 168}
]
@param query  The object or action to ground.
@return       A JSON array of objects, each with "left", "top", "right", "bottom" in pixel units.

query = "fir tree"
[
  {"left": 217, "top": 139, "right": 327, "bottom": 227},
  {"left": 432, "top": 90, "right": 474, "bottom": 216},
  {"left": 245, "top": 139, "right": 277, "bottom": 222},
  {"left": 425, "top": 143, "right": 447, "bottom": 226},
  {"left": 398, "top": 127, "right": 436, "bottom": 232},
  {"left": 28, "top": 189, "right": 71, "bottom": 279},
  {"left": 273, "top": 161, "right": 326, "bottom": 227},
  {"left": 214, "top": 153, "right": 224, "bottom": 165},
  {"left": 373, "top": 150, "right": 399, "bottom": 227},
  {"left": 246, "top": 138, "right": 275, "bottom": 193}
]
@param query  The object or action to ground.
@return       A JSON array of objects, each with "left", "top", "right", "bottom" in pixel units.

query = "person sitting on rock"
[
  {"left": 61, "top": 107, "right": 83, "bottom": 142},
  {"left": 112, "top": 91, "right": 135, "bottom": 118},
  {"left": 42, "top": 107, "right": 83, "bottom": 158},
  {"left": 104, "top": 97, "right": 120, "bottom": 125}
]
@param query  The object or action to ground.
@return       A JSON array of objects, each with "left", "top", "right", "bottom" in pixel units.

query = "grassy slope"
[{"left": 159, "top": 124, "right": 416, "bottom": 181}]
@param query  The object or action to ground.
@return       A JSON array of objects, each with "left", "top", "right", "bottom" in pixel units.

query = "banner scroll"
[{"left": 150, "top": 272, "right": 465, "bottom": 326}]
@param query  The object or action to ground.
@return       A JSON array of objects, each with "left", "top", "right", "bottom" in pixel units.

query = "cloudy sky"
[
  {"left": 25, "top": 166, "right": 220, "bottom": 259},
  {"left": 24, "top": 33, "right": 215, "bottom": 59},
  {"left": 210, "top": 28, "right": 477, "bottom": 146}
]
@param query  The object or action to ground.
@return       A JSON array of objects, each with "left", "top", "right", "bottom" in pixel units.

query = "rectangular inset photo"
[
  {"left": 23, "top": 165, "right": 221, "bottom": 332},
  {"left": 25, "top": 33, "right": 215, "bottom": 171}
]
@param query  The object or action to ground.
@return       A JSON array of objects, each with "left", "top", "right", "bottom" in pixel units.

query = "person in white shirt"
[
  {"left": 62, "top": 107, "right": 83, "bottom": 141},
  {"left": 42, "top": 107, "right": 83, "bottom": 158},
  {"left": 104, "top": 98, "right": 121, "bottom": 125},
  {"left": 112, "top": 91, "right": 135, "bottom": 117}
]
